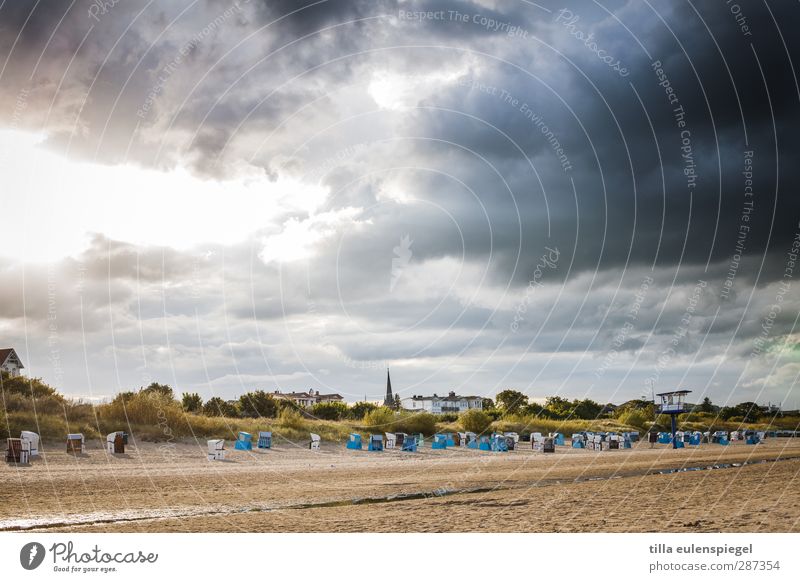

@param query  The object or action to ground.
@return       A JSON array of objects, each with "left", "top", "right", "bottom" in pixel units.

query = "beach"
[{"left": 2, "top": 438, "right": 798, "bottom": 533}]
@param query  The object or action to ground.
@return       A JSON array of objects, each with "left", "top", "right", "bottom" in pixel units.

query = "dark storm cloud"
[{"left": 0, "top": 1, "right": 798, "bottom": 403}]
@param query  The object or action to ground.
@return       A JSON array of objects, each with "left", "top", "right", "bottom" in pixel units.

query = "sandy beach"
[{"left": 2, "top": 438, "right": 799, "bottom": 533}]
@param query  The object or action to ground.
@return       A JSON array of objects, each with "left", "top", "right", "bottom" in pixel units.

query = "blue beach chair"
[
  {"left": 347, "top": 433, "right": 362, "bottom": 450},
  {"left": 234, "top": 431, "right": 252, "bottom": 451}
]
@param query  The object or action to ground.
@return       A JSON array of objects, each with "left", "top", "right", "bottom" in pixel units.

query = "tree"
[
  {"left": 238, "top": 391, "right": 278, "bottom": 418},
  {"left": 571, "top": 398, "right": 603, "bottom": 420},
  {"left": 459, "top": 409, "right": 492, "bottom": 434},
  {"left": 311, "top": 401, "right": 349, "bottom": 420},
  {"left": 719, "top": 406, "right": 738, "bottom": 420},
  {"left": 481, "top": 398, "right": 495, "bottom": 410},
  {"left": 698, "top": 396, "right": 714, "bottom": 413},
  {"left": 393, "top": 393, "right": 402, "bottom": 410},
  {"left": 141, "top": 382, "right": 174, "bottom": 400},
  {"left": 496, "top": 389, "right": 528, "bottom": 414},
  {"left": 203, "top": 396, "right": 239, "bottom": 417},
  {"left": 545, "top": 396, "right": 573, "bottom": 418},
  {"left": 349, "top": 401, "right": 377, "bottom": 419},
  {"left": 181, "top": 392, "right": 203, "bottom": 413},
  {"left": 735, "top": 401, "right": 761, "bottom": 423}
]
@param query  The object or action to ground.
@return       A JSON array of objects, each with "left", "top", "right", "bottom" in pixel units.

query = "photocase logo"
[
  {"left": 20, "top": 542, "right": 46, "bottom": 570},
  {"left": 390, "top": 234, "right": 413, "bottom": 292}
]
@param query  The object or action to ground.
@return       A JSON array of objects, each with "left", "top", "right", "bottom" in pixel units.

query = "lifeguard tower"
[{"left": 656, "top": 389, "right": 691, "bottom": 450}]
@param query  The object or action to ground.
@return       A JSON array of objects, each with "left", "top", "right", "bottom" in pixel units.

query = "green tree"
[
  {"left": 349, "top": 401, "right": 377, "bottom": 419},
  {"left": 496, "top": 389, "right": 528, "bottom": 414},
  {"left": 459, "top": 409, "right": 492, "bottom": 434},
  {"left": 181, "top": 392, "right": 203, "bottom": 413},
  {"left": 698, "top": 396, "right": 714, "bottom": 413},
  {"left": 735, "top": 401, "right": 761, "bottom": 423},
  {"left": 571, "top": 398, "right": 603, "bottom": 419},
  {"left": 545, "top": 396, "right": 573, "bottom": 418},
  {"left": 393, "top": 393, "right": 402, "bottom": 410},
  {"left": 203, "top": 396, "right": 239, "bottom": 417},
  {"left": 481, "top": 398, "right": 495, "bottom": 410},
  {"left": 238, "top": 390, "right": 278, "bottom": 418}
]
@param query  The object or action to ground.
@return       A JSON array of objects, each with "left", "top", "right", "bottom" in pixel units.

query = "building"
[
  {"left": 401, "top": 391, "right": 483, "bottom": 414},
  {"left": 272, "top": 389, "right": 343, "bottom": 408},
  {"left": 0, "top": 348, "right": 24, "bottom": 377}
]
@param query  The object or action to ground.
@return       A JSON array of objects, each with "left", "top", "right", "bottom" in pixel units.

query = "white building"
[
  {"left": 0, "top": 348, "right": 24, "bottom": 377},
  {"left": 401, "top": 391, "right": 483, "bottom": 414}
]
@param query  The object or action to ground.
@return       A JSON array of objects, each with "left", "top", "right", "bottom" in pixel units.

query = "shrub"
[
  {"left": 362, "top": 406, "right": 395, "bottom": 428},
  {"left": 311, "top": 401, "right": 349, "bottom": 420},
  {"left": 349, "top": 401, "right": 377, "bottom": 420},
  {"left": 617, "top": 409, "right": 650, "bottom": 431},
  {"left": 459, "top": 409, "right": 492, "bottom": 434},
  {"left": 437, "top": 413, "right": 459, "bottom": 423},
  {"left": 395, "top": 412, "right": 436, "bottom": 435},
  {"left": 277, "top": 407, "right": 307, "bottom": 430}
]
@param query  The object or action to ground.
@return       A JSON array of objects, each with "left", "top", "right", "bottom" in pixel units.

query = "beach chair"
[
  {"left": 6, "top": 438, "right": 29, "bottom": 464},
  {"left": 309, "top": 433, "right": 321, "bottom": 451},
  {"left": 466, "top": 432, "right": 478, "bottom": 449},
  {"left": 385, "top": 433, "right": 396, "bottom": 449},
  {"left": 432, "top": 434, "right": 448, "bottom": 450},
  {"left": 674, "top": 439, "right": 685, "bottom": 449},
  {"left": 347, "top": 433, "right": 362, "bottom": 450},
  {"left": 571, "top": 434, "right": 585, "bottom": 448},
  {"left": 395, "top": 433, "right": 406, "bottom": 448},
  {"left": 478, "top": 435, "right": 492, "bottom": 451},
  {"left": 368, "top": 434, "right": 383, "bottom": 451},
  {"left": 629, "top": 431, "right": 640, "bottom": 442},
  {"left": 66, "top": 433, "right": 85, "bottom": 454},
  {"left": 207, "top": 439, "right": 226, "bottom": 461},
  {"left": 608, "top": 434, "right": 620, "bottom": 450},
  {"left": 657, "top": 432, "right": 671, "bottom": 445},
  {"left": 257, "top": 431, "right": 272, "bottom": 449},
  {"left": 401, "top": 435, "right": 417, "bottom": 452},
  {"left": 106, "top": 431, "right": 125, "bottom": 454},
  {"left": 689, "top": 432, "right": 701, "bottom": 446},
  {"left": 234, "top": 431, "right": 252, "bottom": 451},
  {"left": 746, "top": 434, "right": 760, "bottom": 445},
  {"left": 622, "top": 433, "right": 632, "bottom": 449},
  {"left": 542, "top": 436, "right": 555, "bottom": 453},
  {"left": 456, "top": 432, "right": 466, "bottom": 446},
  {"left": 492, "top": 435, "right": 508, "bottom": 452},
  {"left": 445, "top": 433, "right": 455, "bottom": 447},
  {"left": 505, "top": 436, "right": 516, "bottom": 450},
  {"left": 593, "top": 435, "right": 603, "bottom": 451},
  {"left": 549, "top": 432, "right": 565, "bottom": 446},
  {"left": 20, "top": 431, "right": 40, "bottom": 457},
  {"left": 415, "top": 434, "right": 424, "bottom": 447}
]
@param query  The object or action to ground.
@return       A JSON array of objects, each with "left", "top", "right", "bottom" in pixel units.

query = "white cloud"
[{"left": 0, "top": 129, "right": 327, "bottom": 262}]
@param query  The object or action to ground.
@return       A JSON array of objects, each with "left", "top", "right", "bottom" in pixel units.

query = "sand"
[{"left": 1, "top": 438, "right": 799, "bottom": 532}]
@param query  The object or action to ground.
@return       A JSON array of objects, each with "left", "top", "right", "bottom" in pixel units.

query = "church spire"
[{"left": 383, "top": 368, "right": 393, "bottom": 407}]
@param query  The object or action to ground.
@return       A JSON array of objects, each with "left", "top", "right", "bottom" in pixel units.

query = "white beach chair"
[
  {"left": 310, "top": 433, "right": 321, "bottom": 451},
  {"left": 207, "top": 439, "right": 226, "bottom": 461},
  {"left": 20, "top": 431, "right": 39, "bottom": 456},
  {"left": 385, "top": 433, "right": 396, "bottom": 449}
]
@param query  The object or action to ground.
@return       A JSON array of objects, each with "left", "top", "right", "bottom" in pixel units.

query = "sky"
[{"left": 0, "top": 0, "right": 798, "bottom": 408}]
